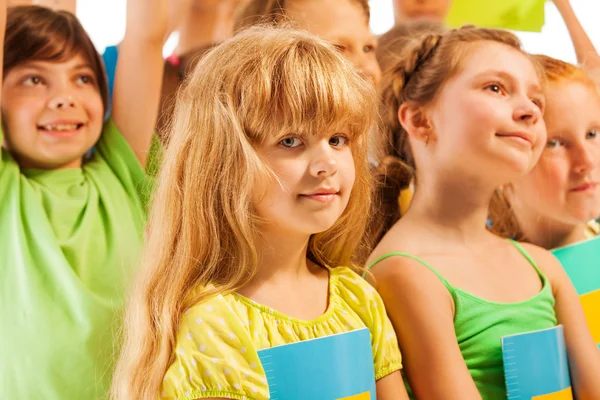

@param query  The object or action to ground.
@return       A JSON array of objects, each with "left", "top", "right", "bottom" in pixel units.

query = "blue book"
[
  {"left": 257, "top": 328, "right": 376, "bottom": 400},
  {"left": 501, "top": 325, "right": 572, "bottom": 400}
]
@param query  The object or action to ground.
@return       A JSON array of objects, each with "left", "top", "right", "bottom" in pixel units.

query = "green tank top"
[{"left": 369, "top": 241, "right": 557, "bottom": 399}]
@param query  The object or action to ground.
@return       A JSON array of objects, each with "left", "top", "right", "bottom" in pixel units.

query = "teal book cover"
[
  {"left": 501, "top": 325, "right": 572, "bottom": 400},
  {"left": 257, "top": 328, "right": 376, "bottom": 400},
  {"left": 552, "top": 237, "right": 600, "bottom": 348}
]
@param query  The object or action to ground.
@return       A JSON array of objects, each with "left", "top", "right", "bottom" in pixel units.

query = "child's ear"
[{"left": 398, "top": 102, "right": 435, "bottom": 145}]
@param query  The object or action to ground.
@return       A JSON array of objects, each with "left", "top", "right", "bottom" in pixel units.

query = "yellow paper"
[
  {"left": 532, "top": 387, "right": 573, "bottom": 400},
  {"left": 446, "top": 0, "right": 545, "bottom": 33},
  {"left": 581, "top": 290, "right": 600, "bottom": 345},
  {"left": 338, "top": 392, "right": 370, "bottom": 400}
]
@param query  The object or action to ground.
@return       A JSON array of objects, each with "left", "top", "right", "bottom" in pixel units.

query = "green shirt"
[
  {"left": 0, "top": 121, "right": 153, "bottom": 399},
  {"left": 369, "top": 240, "right": 557, "bottom": 399}
]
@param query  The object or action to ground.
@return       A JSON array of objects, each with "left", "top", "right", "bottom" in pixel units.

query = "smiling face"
[
  {"left": 421, "top": 41, "right": 546, "bottom": 185},
  {"left": 509, "top": 81, "right": 600, "bottom": 226},
  {"left": 253, "top": 130, "right": 356, "bottom": 236},
  {"left": 1, "top": 53, "right": 104, "bottom": 169}
]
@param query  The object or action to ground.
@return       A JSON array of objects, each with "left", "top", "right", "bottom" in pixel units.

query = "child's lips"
[
  {"left": 570, "top": 182, "right": 598, "bottom": 192},
  {"left": 37, "top": 122, "right": 85, "bottom": 137},
  {"left": 299, "top": 189, "right": 340, "bottom": 203}
]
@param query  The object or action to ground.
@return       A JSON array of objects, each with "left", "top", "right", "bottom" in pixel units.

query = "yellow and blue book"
[
  {"left": 446, "top": 0, "right": 546, "bottom": 32},
  {"left": 552, "top": 236, "right": 600, "bottom": 349},
  {"left": 501, "top": 325, "right": 573, "bottom": 400},
  {"left": 257, "top": 328, "right": 376, "bottom": 400}
]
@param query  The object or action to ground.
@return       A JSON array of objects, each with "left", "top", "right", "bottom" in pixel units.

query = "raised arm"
[
  {"left": 552, "top": 0, "right": 600, "bottom": 70},
  {"left": 112, "top": 0, "right": 170, "bottom": 167}
]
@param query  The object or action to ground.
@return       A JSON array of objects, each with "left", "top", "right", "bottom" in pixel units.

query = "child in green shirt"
[{"left": 0, "top": 0, "right": 169, "bottom": 398}]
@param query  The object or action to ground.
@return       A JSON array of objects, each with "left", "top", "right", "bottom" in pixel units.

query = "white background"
[{"left": 77, "top": 0, "right": 599, "bottom": 63}]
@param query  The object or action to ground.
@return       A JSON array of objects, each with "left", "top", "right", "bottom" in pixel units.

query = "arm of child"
[
  {"left": 552, "top": 0, "right": 600, "bottom": 70},
  {"left": 111, "top": 0, "right": 170, "bottom": 167},
  {"left": 369, "top": 257, "right": 483, "bottom": 400},
  {"left": 376, "top": 371, "right": 409, "bottom": 400},
  {"left": 523, "top": 244, "right": 600, "bottom": 400}
]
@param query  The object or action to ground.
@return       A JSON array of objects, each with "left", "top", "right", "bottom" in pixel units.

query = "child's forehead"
[
  {"left": 453, "top": 43, "right": 539, "bottom": 84},
  {"left": 15, "top": 53, "right": 94, "bottom": 71}
]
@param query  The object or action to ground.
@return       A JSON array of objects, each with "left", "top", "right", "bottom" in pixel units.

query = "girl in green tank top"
[{"left": 366, "top": 26, "right": 600, "bottom": 399}]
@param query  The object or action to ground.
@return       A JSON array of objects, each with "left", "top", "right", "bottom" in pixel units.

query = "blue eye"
[
  {"left": 363, "top": 45, "right": 375, "bottom": 53},
  {"left": 280, "top": 137, "right": 302, "bottom": 148},
  {"left": 329, "top": 135, "right": 348, "bottom": 147},
  {"left": 546, "top": 138, "right": 563, "bottom": 149}
]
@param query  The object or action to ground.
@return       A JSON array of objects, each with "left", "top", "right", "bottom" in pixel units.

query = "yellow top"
[
  {"left": 161, "top": 267, "right": 402, "bottom": 400},
  {"left": 585, "top": 220, "right": 599, "bottom": 239}
]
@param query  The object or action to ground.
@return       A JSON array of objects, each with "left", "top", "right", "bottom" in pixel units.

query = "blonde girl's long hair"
[{"left": 112, "top": 26, "right": 376, "bottom": 400}]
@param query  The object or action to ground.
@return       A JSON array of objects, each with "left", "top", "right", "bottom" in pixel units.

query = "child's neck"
[
  {"left": 243, "top": 227, "right": 319, "bottom": 289},
  {"left": 237, "top": 227, "right": 330, "bottom": 320},
  {"left": 406, "top": 173, "right": 494, "bottom": 242},
  {"left": 520, "top": 216, "right": 588, "bottom": 249}
]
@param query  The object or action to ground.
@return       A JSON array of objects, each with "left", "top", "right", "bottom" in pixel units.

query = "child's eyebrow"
[
  {"left": 73, "top": 63, "right": 94, "bottom": 70},
  {"left": 16, "top": 61, "right": 93, "bottom": 70}
]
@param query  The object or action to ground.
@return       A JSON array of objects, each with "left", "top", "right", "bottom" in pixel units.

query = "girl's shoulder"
[
  {"left": 329, "top": 266, "right": 392, "bottom": 326},
  {"left": 516, "top": 242, "right": 567, "bottom": 295},
  {"left": 330, "top": 266, "right": 379, "bottom": 300},
  {"left": 164, "top": 292, "right": 270, "bottom": 400}
]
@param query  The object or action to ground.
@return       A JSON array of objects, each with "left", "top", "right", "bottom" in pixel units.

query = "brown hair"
[
  {"left": 488, "top": 55, "right": 598, "bottom": 240},
  {"left": 157, "top": 44, "right": 217, "bottom": 138},
  {"left": 368, "top": 26, "right": 537, "bottom": 246},
  {"left": 235, "top": 0, "right": 370, "bottom": 31},
  {"left": 376, "top": 21, "right": 447, "bottom": 74},
  {"left": 4, "top": 6, "right": 108, "bottom": 113}
]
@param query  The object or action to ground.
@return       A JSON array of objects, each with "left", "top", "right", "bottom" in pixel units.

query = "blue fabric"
[{"left": 102, "top": 45, "right": 119, "bottom": 116}]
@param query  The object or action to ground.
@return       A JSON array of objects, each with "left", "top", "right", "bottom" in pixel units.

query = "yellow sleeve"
[
  {"left": 369, "top": 285, "right": 404, "bottom": 380},
  {"left": 336, "top": 268, "right": 403, "bottom": 380},
  {"left": 161, "top": 295, "right": 270, "bottom": 400}
]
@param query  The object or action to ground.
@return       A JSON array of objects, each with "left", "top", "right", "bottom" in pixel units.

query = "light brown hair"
[
  {"left": 368, "top": 26, "right": 539, "bottom": 246},
  {"left": 376, "top": 21, "right": 446, "bottom": 74},
  {"left": 112, "top": 26, "right": 376, "bottom": 400},
  {"left": 4, "top": 6, "right": 109, "bottom": 113},
  {"left": 235, "top": 0, "right": 370, "bottom": 31}
]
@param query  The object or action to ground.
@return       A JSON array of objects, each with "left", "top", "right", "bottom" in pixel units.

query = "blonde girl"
[
  {"left": 490, "top": 56, "right": 600, "bottom": 249},
  {"left": 0, "top": 1, "right": 169, "bottom": 398},
  {"left": 113, "top": 27, "right": 407, "bottom": 400},
  {"left": 367, "top": 26, "right": 600, "bottom": 399},
  {"left": 235, "top": 0, "right": 381, "bottom": 87}
]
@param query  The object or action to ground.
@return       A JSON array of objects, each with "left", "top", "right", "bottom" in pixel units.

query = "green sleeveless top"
[{"left": 369, "top": 241, "right": 557, "bottom": 399}]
